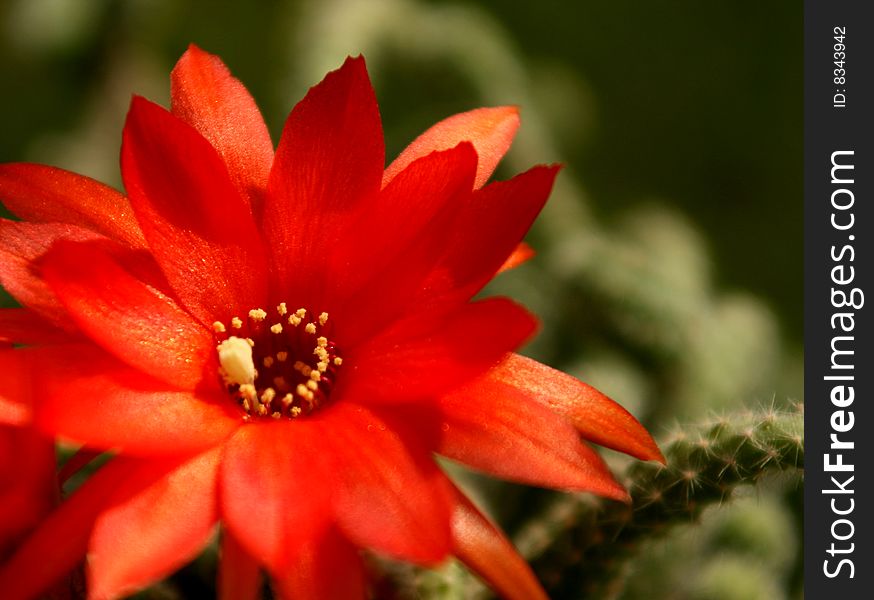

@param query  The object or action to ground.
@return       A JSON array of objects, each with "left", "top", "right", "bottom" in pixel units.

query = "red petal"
[
  {"left": 0, "top": 308, "right": 78, "bottom": 346},
  {"left": 88, "top": 448, "right": 221, "bottom": 599},
  {"left": 220, "top": 421, "right": 332, "bottom": 572},
  {"left": 497, "top": 242, "right": 535, "bottom": 273},
  {"left": 33, "top": 344, "right": 239, "bottom": 456},
  {"left": 329, "top": 143, "right": 478, "bottom": 344},
  {"left": 422, "top": 165, "right": 559, "bottom": 304},
  {"left": 42, "top": 240, "right": 215, "bottom": 390},
  {"left": 491, "top": 354, "right": 664, "bottom": 463},
  {"left": 272, "top": 527, "right": 366, "bottom": 600},
  {"left": 264, "top": 56, "right": 384, "bottom": 297},
  {"left": 0, "top": 424, "right": 56, "bottom": 559},
  {"left": 0, "top": 163, "right": 146, "bottom": 248},
  {"left": 451, "top": 489, "right": 548, "bottom": 600},
  {"left": 218, "top": 532, "right": 262, "bottom": 600},
  {"left": 121, "top": 96, "right": 269, "bottom": 326},
  {"left": 171, "top": 45, "right": 273, "bottom": 209},
  {"left": 0, "top": 219, "right": 102, "bottom": 328},
  {"left": 435, "top": 374, "right": 628, "bottom": 499},
  {"left": 345, "top": 298, "right": 536, "bottom": 402},
  {"left": 0, "top": 349, "right": 33, "bottom": 426},
  {"left": 384, "top": 106, "right": 520, "bottom": 189},
  {"left": 0, "top": 456, "right": 167, "bottom": 600},
  {"left": 326, "top": 403, "right": 453, "bottom": 565}
]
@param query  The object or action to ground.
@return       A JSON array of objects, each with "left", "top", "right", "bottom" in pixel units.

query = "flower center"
[{"left": 212, "top": 303, "right": 342, "bottom": 420}]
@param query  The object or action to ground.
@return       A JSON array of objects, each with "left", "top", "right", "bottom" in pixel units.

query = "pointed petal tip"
[
  {"left": 384, "top": 104, "right": 524, "bottom": 189},
  {"left": 497, "top": 242, "right": 535, "bottom": 274},
  {"left": 583, "top": 386, "right": 665, "bottom": 465},
  {"left": 648, "top": 441, "right": 668, "bottom": 465},
  {"left": 600, "top": 480, "right": 632, "bottom": 504},
  {"left": 174, "top": 44, "right": 214, "bottom": 72},
  {"left": 335, "top": 54, "right": 369, "bottom": 77},
  {"left": 125, "top": 95, "right": 156, "bottom": 124},
  {"left": 491, "top": 354, "right": 663, "bottom": 464}
]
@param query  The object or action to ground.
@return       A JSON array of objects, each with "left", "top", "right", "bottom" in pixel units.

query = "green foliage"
[
  {"left": 521, "top": 407, "right": 803, "bottom": 598},
  {"left": 391, "top": 408, "right": 802, "bottom": 599}
]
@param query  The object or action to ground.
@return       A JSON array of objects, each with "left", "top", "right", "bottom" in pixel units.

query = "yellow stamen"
[{"left": 260, "top": 388, "right": 276, "bottom": 405}]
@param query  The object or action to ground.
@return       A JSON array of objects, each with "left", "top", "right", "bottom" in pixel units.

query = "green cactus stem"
[{"left": 516, "top": 405, "right": 804, "bottom": 598}]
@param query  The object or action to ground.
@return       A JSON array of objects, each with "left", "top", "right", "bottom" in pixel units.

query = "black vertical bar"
[{"left": 805, "top": 1, "right": 873, "bottom": 597}]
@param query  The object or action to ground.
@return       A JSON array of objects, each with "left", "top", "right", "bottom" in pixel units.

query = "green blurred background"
[
  {"left": 0, "top": 0, "right": 802, "bottom": 342},
  {"left": 0, "top": 1, "right": 802, "bottom": 598}
]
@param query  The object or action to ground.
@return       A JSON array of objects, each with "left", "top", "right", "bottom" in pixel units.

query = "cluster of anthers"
[{"left": 212, "top": 303, "right": 343, "bottom": 420}]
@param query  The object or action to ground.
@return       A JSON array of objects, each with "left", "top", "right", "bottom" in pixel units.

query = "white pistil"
[{"left": 218, "top": 337, "right": 256, "bottom": 386}]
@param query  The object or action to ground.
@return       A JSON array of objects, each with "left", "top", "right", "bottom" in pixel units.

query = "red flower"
[{"left": 0, "top": 46, "right": 662, "bottom": 599}]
